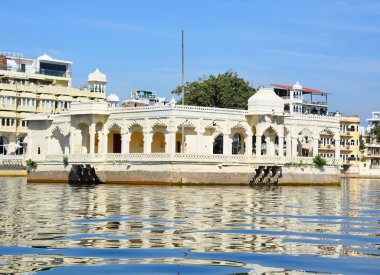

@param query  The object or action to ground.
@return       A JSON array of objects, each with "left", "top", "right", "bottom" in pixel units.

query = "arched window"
[
  {"left": 232, "top": 133, "right": 243, "bottom": 155},
  {"left": 0, "top": 136, "right": 9, "bottom": 155},
  {"left": 213, "top": 134, "right": 223, "bottom": 154}
]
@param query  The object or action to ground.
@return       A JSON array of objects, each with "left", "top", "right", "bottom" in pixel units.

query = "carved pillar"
[
  {"left": 245, "top": 133, "right": 253, "bottom": 155},
  {"left": 255, "top": 134, "right": 262, "bottom": 156},
  {"left": 265, "top": 135, "right": 271, "bottom": 156},
  {"left": 166, "top": 128, "right": 176, "bottom": 154},
  {"left": 291, "top": 136, "right": 298, "bottom": 157},
  {"left": 223, "top": 134, "right": 232, "bottom": 155},
  {"left": 69, "top": 125, "right": 76, "bottom": 154},
  {"left": 196, "top": 130, "right": 204, "bottom": 154},
  {"left": 121, "top": 132, "right": 130, "bottom": 154},
  {"left": 286, "top": 134, "right": 291, "bottom": 157},
  {"left": 89, "top": 124, "right": 96, "bottom": 155},
  {"left": 313, "top": 135, "right": 319, "bottom": 157},
  {"left": 103, "top": 128, "right": 109, "bottom": 154},
  {"left": 278, "top": 135, "right": 284, "bottom": 157},
  {"left": 144, "top": 131, "right": 151, "bottom": 154}
]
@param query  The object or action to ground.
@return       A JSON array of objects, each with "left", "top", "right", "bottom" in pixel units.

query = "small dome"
[
  {"left": 37, "top": 53, "right": 54, "bottom": 61},
  {"left": 88, "top": 68, "right": 107, "bottom": 83},
  {"left": 248, "top": 88, "right": 284, "bottom": 115},
  {"left": 169, "top": 97, "right": 176, "bottom": 105},
  {"left": 107, "top": 93, "right": 119, "bottom": 102},
  {"left": 293, "top": 81, "right": 302, "bottom": 90}
]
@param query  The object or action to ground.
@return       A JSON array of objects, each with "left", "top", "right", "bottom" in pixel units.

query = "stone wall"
[{"left": 28, "top": 163, "right": 340, "bottom": 185}]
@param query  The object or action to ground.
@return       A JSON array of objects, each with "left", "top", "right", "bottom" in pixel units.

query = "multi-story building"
[
  {"left": 0, "top": 52, "right": 106, "bottom": 156},
  {"left": 364, "top": 112, "right": 380, "bottom": 170},
  {"left": 272, "top": 82, "right": 329, "bottom": 115},
  {"left": 317, "top": 116, "right": 360, "bottom": 164},
  {"left": 367, "top": 111, "right": 380, "bottom": 128},
  {"left": 272, "top": 82, "right": 361, "bottom": 164},
  {"left": 122, "top": 89, "right": 167, "bottom": 107}
]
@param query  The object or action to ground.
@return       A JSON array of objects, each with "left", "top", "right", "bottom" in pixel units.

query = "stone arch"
[
  {"left": 231, "top": 121, "right": 248, "bottom": 133},
  {"left": 213, "top": 133, "right": 223, "bottom": 154},
  {"left": 320, "top": 128, "right": 335, "bottom": 136},
  {"left": 262, "top": 126, "right": 278, "bottom": 156},
  {"left": 107, "top": 122, "right": 121, "bottom": 153},
  {"left": 178, "top": 119, "right": 196, "bottom": 129},
  {"left": 107, "top": 121, "right": 123, "bottom": 131},
  {"left": 298, "top": 128, "right": 314, "bottom": 157},
  {"left": 176, "top": 119, "right": 197, "bottom": 153},
  {"left": 152, "top": 119, "right": 167, "bottom": 128},
  {"left": 129, "top": 122, "right": 144, "bottom": 153}
]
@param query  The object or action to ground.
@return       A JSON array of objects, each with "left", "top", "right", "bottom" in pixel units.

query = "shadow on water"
[{"left": 0, "top": 178, "right": 380, "bottom": 274}]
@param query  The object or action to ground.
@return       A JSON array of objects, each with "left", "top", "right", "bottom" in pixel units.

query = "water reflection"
[{"left": 0, "top": 178, "right": 379, "bottom": 274}]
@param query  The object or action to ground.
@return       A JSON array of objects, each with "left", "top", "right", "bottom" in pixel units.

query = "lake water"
[{"left": 0, "top": 178, "right": 379, "bottom": 274}]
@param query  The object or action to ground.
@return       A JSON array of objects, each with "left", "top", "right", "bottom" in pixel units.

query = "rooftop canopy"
[{"left": 271, "top": 83, "right": 330, "bottom": 95}]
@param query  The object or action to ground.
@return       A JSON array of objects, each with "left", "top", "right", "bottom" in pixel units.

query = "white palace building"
[{"left": 26, "top": 84, "right": 342, "bottom": 185}]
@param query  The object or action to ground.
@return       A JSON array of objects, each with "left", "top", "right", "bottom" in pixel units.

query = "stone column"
[
  {"left": 286, "top": 134, "right": 291, "bottom": 157},
  {"left": 255, "top": 134, "right": 262, "bottom": 156},
  {"left": 196, "top": 131, "right": 204, "bottom": 154},
  {"left": 278, "top": 135, "right": 284, "bottom": 157},
  {"left": 245, "top": 134, "right": 253, "bottom": 155},
  {"left": 69, "top": 125, "right": 76, "bottom": 154},
  {"left": 103, "top": 128, "right": 109, "bottom": 154},
  {"left": 121, "top": 132, "right": 130, "bottom": 154},
  {"left": 291, "top": 136, "right": 298, "bottom": 157},
  {"left": 166, "top": 128, "right": 176, "bottom": 154},
  {"left": 144, "top": 131, "right": 151, "bottom": 154},
  {"left": 265, "top": 135, "right": 271, "bottom": 156},
  {"left": 223, "top": 134, "right": 232, "bottom": 155},
  {"left": 313, "top": 136, "right": 319, "bottom": 157},
  {"left": 89, "top": 124, "right": 96, "bottom": 155},
  {"left": 335, "top": 134, "right": 341, "bottom": 161}
]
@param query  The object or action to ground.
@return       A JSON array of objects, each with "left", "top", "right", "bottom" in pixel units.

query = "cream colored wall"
[
  {"left": 130, "top": 131, "right": 144, "bottom": 153},
  {"left": 151, "top": 132, "right": 165, "bottom": 153}
]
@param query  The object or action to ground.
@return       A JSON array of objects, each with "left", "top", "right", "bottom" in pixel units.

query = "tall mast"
[{"left": 181, "top": 30, "right": 185, "bottom": 153}]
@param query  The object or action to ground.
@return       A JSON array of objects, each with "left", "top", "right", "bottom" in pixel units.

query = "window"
[{"left": 37, "top": 147, "right": 41, "bottom": 155}]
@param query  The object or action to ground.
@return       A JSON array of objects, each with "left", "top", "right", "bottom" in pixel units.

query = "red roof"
[{"left": 271, "top": 84, "right": 330, "bottom": 95}]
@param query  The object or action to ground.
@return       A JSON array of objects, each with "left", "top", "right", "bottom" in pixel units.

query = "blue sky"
[{"left": 2, "top": 0, "right": 379, "bottom": 123}]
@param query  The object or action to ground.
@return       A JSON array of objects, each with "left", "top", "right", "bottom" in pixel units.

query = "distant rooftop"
[{"left": 271, "top": 83, "right": 330, "bottom": 95}]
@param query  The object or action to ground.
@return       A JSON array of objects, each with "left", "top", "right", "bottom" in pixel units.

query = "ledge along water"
[{"left": 0, "top": 177, "right": 379, "bottom": 274}]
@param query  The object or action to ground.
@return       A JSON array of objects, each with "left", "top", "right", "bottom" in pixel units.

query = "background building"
[{"left": 0, "top": 52, "right": 106, "bottom": 156}]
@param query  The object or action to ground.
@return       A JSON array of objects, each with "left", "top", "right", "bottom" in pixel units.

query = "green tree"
[
  {"left": 370, "top": 125, "right": 380, "bottom": 142},
  {"left": 313, "top": 155, "right": 327, "bottom": 167},
  {"left": 171, "top": 70, "right": 256, "bottom": 109}
]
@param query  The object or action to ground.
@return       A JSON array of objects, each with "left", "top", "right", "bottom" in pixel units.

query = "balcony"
[
  {"left": 302, "top": 100, "right": 328, "bottom": 106},
  {"left": 0, "top": 124, "right": 16, "bottom": 132},
  {"left": 39, "top": 69, "right": 68, "bottom": 78}
]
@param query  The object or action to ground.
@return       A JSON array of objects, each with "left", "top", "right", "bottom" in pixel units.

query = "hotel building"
[
  {"left": 365, "top": 112, "right": 380, "bottom": 170},
  {"left": 0, "top": 52, "right": 106, "bottom": 157},
  {"left": 272, "top": 82, "right": 361, "bottom": 164}
]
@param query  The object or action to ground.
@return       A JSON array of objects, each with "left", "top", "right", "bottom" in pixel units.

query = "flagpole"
[{"left": 181, "top": 30, "right": 185, "bottom": 153}]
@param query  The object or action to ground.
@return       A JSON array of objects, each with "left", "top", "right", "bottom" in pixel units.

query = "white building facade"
[{"left": 26, "top": 88, "right": 342, "bottom": 184}]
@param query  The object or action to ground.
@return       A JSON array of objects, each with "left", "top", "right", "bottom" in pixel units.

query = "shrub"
[
  {"left": 313, "top": 155, "right": 327, "bottom": 167},
  {"left": 26, "top": 159, "right": 38, "bottom": 170}
]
